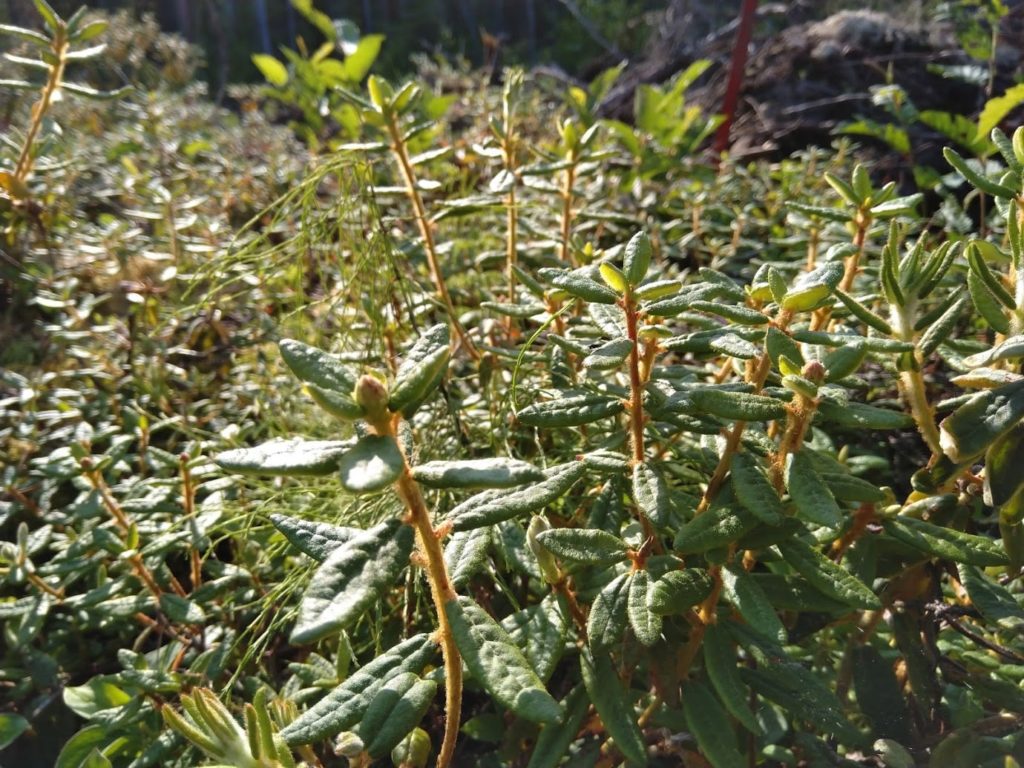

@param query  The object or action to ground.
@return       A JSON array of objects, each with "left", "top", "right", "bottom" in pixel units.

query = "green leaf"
[
  {"left": 281, "top": 635, "right": 437, "bottom": 745},
  {"left": 526, "top": 685, "right": 590, "bottom": 768},
  {"left": 269, "top": 514, "right": 359, "bottom": 562},
  {"left": 502, "top": 595, "right": 569, "bottom": 682},
  {"left": 159, "top": 593, "right": 206, "bottom": 624},
  {"left": 623, "top": 231, "right": 652, "bottom": 286},
  {"left": 291, "top": 519, "right": 414, "bottom": 644},
  {"left": 674, "top": 504, "right": 760, "bottom": 554},
  {"left": 690, "top": 300, "right": 769, "bottom": 326},
  {"left": 73, "top": 20, "right": 108, "bottom": 42},
  {"left": 627, "top": 570, "right": 662, "bottom": 646},
  {"left": 785, "top": 452, "right": 842, "bottom": 529},
  {"left": 580, "top": 650, "right": 647, "bottom": 766},
  {"left": 721, "top": 566, "right": 786, "bottom": 644},
  {"left": 968, "top": 267, "right": 1011, "bottom": 334},
  {"left": 977, "top": 83, "right": 1024, "bottom": 141},
  {"left": 833, "top": 290, "right": 894, "bottom": 334},
  {"left": 702, "top": 625, "right": 762, "bottom": 736},
  {"left": 690, "top": 389, "right": 787, "bottom": 421},
  {"left": 647, "top": 569, "right": 714, "bottom": 615},
  {"left": 729, "top": 453, "right": 784, "bottom": 525},
  {"left": 448, "top": 461, "right": 587, "bottom": 531},
  {"left": 683, "top": 681, "right": 745, "bottom": 768},
  {"left": 63, "top": 678, "right": 131, "bottom": 719},
  {"left": 541, "top": 269, "right": 619, "bottom": 304},
  {"left": 632, "top": 462, "right": 670, "bottom": 527},
  {"left": 342, "top": 34, "right": 384, "bottom": 82},
  {"left": 741, "top": 664, "right": 865, "bottom": 746},
  {"left": 881, "top": 517, "right": 1008, "bottom": 567},
  {"left": 61, "top": 82, "right": 132, "bottom": 101},
  {"left": 215, "top": 438, "right": 353, "bottom": 477},
  {"left": 338, "top": 435, "right": 404, "bottom": 493},
  {"left": 518, "top": 393, "right": 625, "bottom": 428},
  {"left": 253, "top": 54, "right": 288, "bottom": 86},
  {"left": 536, "top": 528, "right": 628, "bottom": 567},
  {"left": 33, "top": 0, "right": 60, "bottom": 31},
  {"left": 851, "top": 646, "right": 914, "bottom": 743},
  {"left": 446, "top": 596, "right": 562, "bottom": 724},
  {"left": 412, "top": 458, "right": 543, "bottom": 489},
  {"left": 967, "top": 243, "right": 1015, "bottom": 309},
  {"left": 279, "top": 339, "right": 361, "bottom": 417},
  {"left": 0, "top": 713, "right": 30, "bottom": 750},
  {"left": 0, "top": 24, "right": 49, "bottom": 46},
  {"left": 918, "top": 291, "right": 970, "bottom": 357},
  {"left": 599, "top": 262, "right": 628, "bottom": 294},
  {"left": 582, "top": 338, "right": 633, "bottom": 369},
  {"left": 823, "top": 339, "right": 867, "bottom": 381},
  {"left": 816, "top": 400, "right": 914, "bottom": 429},
  {"left": 944, "top": 147, "right": 1017, "bottom": 198},
  {"left": 958, "top": 564, "right": 1024, "bottom": 629},
  {"left": 939, "top": 378, "right": 1024, "bottom": 464},
  {"left": 389, "top": 324, "right": 450, "bottom": 417},
  {"left": 985, "top": 423, "right": 1024, "bottom": 523},
  {"left": 444, "top": 527, "right": 492, "bottom": 589},
  {"left": 356, "top": 672, "right": 437, "bottom": 758},
  {"left": 55, "top": 727, "right": 111, "bottom": 768},
  {"left": 781, "top": 261, "right": 844, "bottom": 312},
  {"left": 776, "top": 538, "right": 880, "bottom": 609},
  {"left": 588, "top": 573, "right": 632, "bottom": 653}
]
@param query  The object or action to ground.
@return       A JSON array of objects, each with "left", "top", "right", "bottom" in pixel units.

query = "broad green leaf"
[
  {"left": 63, "top": 678, "right": 131, "bottom": 718},
  {"left": 518, "top": 393, "right": 625, "bottom": 428},
  {"left": 281, "top": 634, "right": 437, "bottom": 745},
  {"left": 412, "top": 458, "right": 543, "bottom": 489},
  {"left": 674, "top": 504, "right": 760, "bottom": 554},
  {"left": 623, "top": 231, "right": 652, "bottom": 286},
  {"left": 647, "top": 569, "right": 714, "bottom": 615},
  {"left": 0, "top": 713, "right": 29, "bottom": 749},
  {"left": 882, "top": 517, "right": 1007, "bottom": 567},
  {"left": 526, "top": 685, "right": 589, "bottom": 768},
  {"left": 536, "top": 527, "right": 627, "bottom": 566},
  {"left": 356, "top": 672, "right": 437, "bottom": 758},
  {"left": 690, "top": 389, "right": 787, "bottom": 421},
  {"left": 291, "top": 519, "right": 414, "bottom": 643},
  {"left": 588, "top": 573, "right": 632, "bottom": 653},
  {"left": 446, "top": 597, "right": 562, "bottom": 724},
  {"left": 502, "top": 595, "right": 569, "bottom": 682},
  {"left": 627, "top": 569, "right": 662, "bottom": 646},
  {"left": 33, "top": 0, "right": 60, "bottom": 31},
  {"left": 683, "top": 681, "right": 745, "bottom": 768},
  {"left": 448, "top": 461, "right": 586, "bottom": 531},
  {"left": 977, "top": 83, "right": 1024, "bottom": 142},
  {"left": 342, "top": 34, "right": 384, "bottom": 82},
  {"left": 820, "top": 472, "right": 887, "bottom": 503},
  {"left": 215, "top": 438, "right": 353, "bottom": 477},
  {"left": 599, "top": 262, "right": 628, "bottom": 294},
  {"left": 702, "top": 625, "right": 762, "bottom": 735},
  {"left": 54, "top": 727, "right": 112, "bottom": 768},
  {"left": 721, "top": 566, "right": 786, "bottom": 643},
  {"left": 389, "top": 324, "right": 450, "bottom": 417},
  {"left": 269, "top": 513, "right": 359, "bottom": 562},
  {"left": 632, "top": 462, "right": 670, "bottom": 527},
  {"left": 444, "top": 527, "right": 492, "bottom": 588},
  {"left": 729, "top": 453, "right": 784, "bottom": 525},
  {"left": 823, "top": 340, "right": 867, "bottom": 381},
  {"left": 338, "top": 435, "right": 404, "bottom": 493},
  {"left": 580, "top": 650, "right": 646, "bottom": 766},
  {"left": 253, "top": 54, "right": 288, "bottom": 86},
  {"left": 751, "top": 573, "right": 849, "bottom": 612},
  {"left": 785, "top": 452, "right": 842, "bottom": 529},
  {"left": 765, "top": 326, "right": 805, "bottom": 369},
  {"left": 777, "top": 538, "right": 880, "bottom": 609},
  {"left": 708, "top": 331, "right": 760, "bottom": 359}
]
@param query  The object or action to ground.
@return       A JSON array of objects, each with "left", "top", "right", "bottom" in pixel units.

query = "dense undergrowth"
[{"left": 2, "top": 4, "right": 1024, "bottom": 768}]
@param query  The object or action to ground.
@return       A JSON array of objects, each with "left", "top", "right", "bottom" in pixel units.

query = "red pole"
[{"left": 713, "top": 0, "right": 758, "bottom": 155}]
